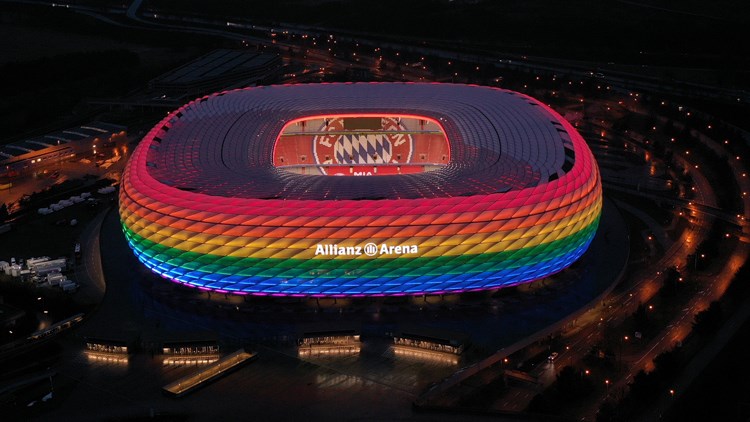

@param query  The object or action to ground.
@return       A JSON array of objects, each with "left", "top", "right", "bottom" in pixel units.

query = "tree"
[
  {"left": 660, "top": 266, "right": 681, "bottom": 299},
  {"left": 628, "top": 369, "right": 659, "bottom": 404},
  {"left": 556, "top": 365, "right": 593, "bottom": 399},
  {"left": 653, "top": 348, "right": 682, "bottom": 380},
  {"left": 597, "top": 400, "right": 617, "bottom": 422},
  {"left": 633, "top": 303, "right": 649, "bottom": 332},
  {"left": 693, "top": 301, "right": 723, "bottom": 337}
]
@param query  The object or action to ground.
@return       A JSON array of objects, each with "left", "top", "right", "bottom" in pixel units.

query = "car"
[{"left": 548, "top": 352, "right": 559, "bottom": 362}]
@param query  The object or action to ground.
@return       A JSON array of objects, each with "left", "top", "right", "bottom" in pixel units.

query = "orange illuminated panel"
[{"left": 119, "top": 83, "right": 603, "bottom": 297}]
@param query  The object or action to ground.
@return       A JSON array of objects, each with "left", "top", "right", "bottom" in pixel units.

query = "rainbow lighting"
[{"left": 119, "top": 83, "right": 602, "bottom": 297}]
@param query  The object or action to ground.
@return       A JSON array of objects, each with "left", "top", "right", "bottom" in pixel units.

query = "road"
[
  {"left": 482, "top": 95, "right": 733, "bottom": 417},
  {"left": 2, "top": 0, "right": 747, "bottom": 105},
  {"left": 615, "top": 0, "right": 733, "bottom": 21},
  {"left": 3, "top": 2, "right": 748, "bottom": 418},
  {"left": 570, "top": 109, "right": 750, "bottom": 419}
]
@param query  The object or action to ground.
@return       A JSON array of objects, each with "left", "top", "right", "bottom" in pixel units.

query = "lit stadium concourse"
[{"left": 119, "top": 83, "right": 602, "bottom": 297}]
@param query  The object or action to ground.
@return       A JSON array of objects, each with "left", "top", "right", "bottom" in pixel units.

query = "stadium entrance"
[{"left": 273, "top": 115, "right": 450, "bottom": 175}]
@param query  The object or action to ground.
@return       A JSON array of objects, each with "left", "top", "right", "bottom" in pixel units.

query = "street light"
[{"left": 619, "top": 335, "right": 629, "bottom": 367}]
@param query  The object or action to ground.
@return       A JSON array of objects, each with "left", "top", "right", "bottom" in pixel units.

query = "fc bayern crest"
[{"left": 313, "top": 117, "right": 413, "bottom": 175}]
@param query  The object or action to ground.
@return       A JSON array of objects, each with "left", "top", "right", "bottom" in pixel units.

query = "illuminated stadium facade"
[{"left": 119, "top": 83, "right": 602, "bottom": 297}]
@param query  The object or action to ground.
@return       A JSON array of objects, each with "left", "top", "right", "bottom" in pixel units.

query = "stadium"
[{"left": 119, "top": 83, "right": 602, "bottom": 297}]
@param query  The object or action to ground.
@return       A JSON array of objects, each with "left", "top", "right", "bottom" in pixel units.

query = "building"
[
  {"left": 0, "top": 121, "right": 127, "bottom": 174},
  {"left": 119, "top": 83, "right": 602, "bottom": 297},
  {"left": 148, "top": 49, "right": 282, "bottom": 96}
]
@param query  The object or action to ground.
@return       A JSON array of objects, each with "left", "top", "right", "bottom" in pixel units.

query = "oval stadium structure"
[{"left": 119, "top": 83, "right": 602, "bottom": 297}]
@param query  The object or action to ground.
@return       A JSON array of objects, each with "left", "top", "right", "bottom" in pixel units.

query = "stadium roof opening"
[{"left": 273, "top": 115, "right": 450, "bottom": 176}]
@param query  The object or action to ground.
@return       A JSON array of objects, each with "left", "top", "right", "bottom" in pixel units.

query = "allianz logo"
[{"left": 314, "top": 243, "right": 419, "bottom": 257}]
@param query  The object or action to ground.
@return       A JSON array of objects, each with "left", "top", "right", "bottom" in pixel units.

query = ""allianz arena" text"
[{"left": 314, "top": 243, "right": 420, "bottom": 257}]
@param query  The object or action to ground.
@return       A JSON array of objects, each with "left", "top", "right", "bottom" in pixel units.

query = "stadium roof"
[
  {"left": 0, "top": 121, "right": 125, "bottom": 160},
  {"left": 154, "top": 49, "right": 279, "bottom": 85},
  {"left": 145, "top": 83, "right": 577, "bottom": 200}
]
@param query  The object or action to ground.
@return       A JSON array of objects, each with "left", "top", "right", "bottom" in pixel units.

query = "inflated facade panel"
[{"left": 119, "top": 83, "right": 602, "bottom": 296}]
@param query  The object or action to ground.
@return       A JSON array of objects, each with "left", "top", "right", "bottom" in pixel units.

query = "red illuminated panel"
[{"left": 119, "top": 83, "right": 602, "bottom": 297}]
